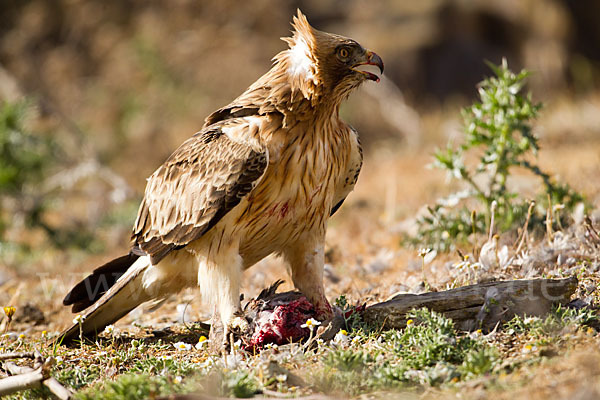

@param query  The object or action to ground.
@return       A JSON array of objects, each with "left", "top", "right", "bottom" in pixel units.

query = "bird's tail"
[{"left": 58, "top": 255, "right": 154, "bottom": 344}]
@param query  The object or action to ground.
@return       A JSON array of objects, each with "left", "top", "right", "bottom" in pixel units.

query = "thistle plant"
[{"left": 414, "top": 59, "right": 585, "bottom": 251}]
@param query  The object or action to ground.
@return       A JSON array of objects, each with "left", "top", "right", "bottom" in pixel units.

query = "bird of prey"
[{"left": 60, "top": 10, "right": 383, "bottom": 344}]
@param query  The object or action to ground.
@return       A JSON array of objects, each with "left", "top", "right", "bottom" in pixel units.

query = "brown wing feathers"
[{"left": 131, "top": 124, "right": 268, "bottom": 264}]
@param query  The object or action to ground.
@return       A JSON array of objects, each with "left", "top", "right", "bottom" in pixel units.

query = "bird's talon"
[{"left": 228, "top": 315, "right": 250, "bottom": 334}]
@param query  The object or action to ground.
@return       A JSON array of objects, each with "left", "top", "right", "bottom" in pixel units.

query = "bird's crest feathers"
[{"left": 276, "top": 9, "right": 322, "bottom": 103}]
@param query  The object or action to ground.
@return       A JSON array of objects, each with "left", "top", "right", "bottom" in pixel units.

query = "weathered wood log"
[{"left": 363, "top": 277, "right": 578, "bottom": 331}]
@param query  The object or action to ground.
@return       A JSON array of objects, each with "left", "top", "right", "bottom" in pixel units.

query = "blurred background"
[{"left": 1, "top": 0, "right": 600, "bottom": 323}]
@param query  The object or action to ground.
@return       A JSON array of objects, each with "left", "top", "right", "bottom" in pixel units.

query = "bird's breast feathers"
[{"left": 226, "top": 115, "right": 361, "bottom": 256}]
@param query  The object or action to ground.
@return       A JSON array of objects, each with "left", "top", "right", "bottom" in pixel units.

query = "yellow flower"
[
  {"left": 41, "top": 330, "right": 48, "bottom": 338},
  {"left": 406, "top": 319, "right": 414, "bottom": 326},
  {"left": 18, "top": 333, "right": 26, "bottom": 340},
  {"left": 587, "top": 327, "right": 596, "bottom": 336},
  {"left": 195, "top": 335, "right": 210, "bottom": 349},
  {"left": 522, "top": 344, "right": 537, "bottom": 354},
  {"left": 3, "top": 306, "right": 16, "bottom": 320},
  {"left": 339, "top": 329, "right": 348, "bottom": 336}
]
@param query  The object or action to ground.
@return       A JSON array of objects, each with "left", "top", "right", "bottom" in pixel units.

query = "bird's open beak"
[{"left": 352, "top": 50, "right": 384, "bottom": 82}]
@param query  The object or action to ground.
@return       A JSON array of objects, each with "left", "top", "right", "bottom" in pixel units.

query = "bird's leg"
[
  {"left": 284, "top": 238, "right": 333, "bottom": 321},
  {"left": 197, "top": 246, "right": 249, "bottom": 347}
]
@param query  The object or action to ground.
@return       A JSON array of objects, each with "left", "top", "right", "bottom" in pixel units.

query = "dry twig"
[{"left": 0, "top": 351, "right": 73, "bottom": 399}]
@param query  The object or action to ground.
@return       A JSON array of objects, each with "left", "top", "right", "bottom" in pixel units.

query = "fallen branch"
[
  {"left": 0, "top": 366, "right": 46, "bottom": 396},
  {"left": 363, "top": 277, "right": 578, "bottom": 331},
  {"left": 0, "top": 352, "right": 36, "bottom": 361},
  {"left": 0, "top": 353, "right": 73, "bottom": 399}
]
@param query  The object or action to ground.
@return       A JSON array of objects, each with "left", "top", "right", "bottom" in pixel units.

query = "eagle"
[{"left": 60, "top": 10, "right": 383, "bottom": 344}]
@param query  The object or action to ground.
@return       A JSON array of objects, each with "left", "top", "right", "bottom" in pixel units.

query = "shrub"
[{"left": 413, "top": 60, "right": 586, "bottom": 251}]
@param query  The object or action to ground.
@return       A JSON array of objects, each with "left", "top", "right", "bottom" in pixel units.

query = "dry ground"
[{"left": 1, "top": 93, "right": 600, "bottom": 399}]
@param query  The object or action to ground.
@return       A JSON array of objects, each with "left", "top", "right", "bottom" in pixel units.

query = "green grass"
[{"left": 1, "top": 302, "right": 598, "bottom": 399}]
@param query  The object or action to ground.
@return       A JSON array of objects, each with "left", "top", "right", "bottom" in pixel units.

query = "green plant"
[
  {"left": 324, "top": 349, "right": 371, "bottom": 372},
  {"left": 221, "top": 370, "right": 261, "bottom": 398},
  {"left": 504, "top": 304, "right": 597, "bottom": 339},
  {"left": 413, "top": 59, "right": 585, "bottom": 251},
  {"left": 334, "top": 295, "right": 364, "bottom": 332},
  {"left": 0, "top": 100, "right": 55, "bottom": 239},
  {"left": 459, "top": 347, "right": 499, "bottom": 378},
  {"left": 0, "top": 99, "right": 103, "bottom": 254},
  {"left": 388, "top": 308, "right": 476, "bottom": 370},
  {"left": 313, "top": 349, "right": 376, "bottom": 395},
  {"left": 371, "top": 308, "right": 500, "bottom": 387},
  {"left": 75, "top": 373, "right": 180, "bottom": 400}
]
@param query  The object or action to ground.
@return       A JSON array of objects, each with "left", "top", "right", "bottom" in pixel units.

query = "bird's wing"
[
  {"left": 331, "top": 126, "right": 362, "bottom": 216},
  {"left": 132, "top": 120, "right": 268, "bottom": 264}
]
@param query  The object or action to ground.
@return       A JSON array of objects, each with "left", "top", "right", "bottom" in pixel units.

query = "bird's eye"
[{"left": 337, "top": 47, "right": 350, "bottom": 61}]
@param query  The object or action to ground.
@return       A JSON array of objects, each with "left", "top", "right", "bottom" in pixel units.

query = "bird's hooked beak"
[{"left": 352, "top": 50, "right": 384, "bottom": 82}]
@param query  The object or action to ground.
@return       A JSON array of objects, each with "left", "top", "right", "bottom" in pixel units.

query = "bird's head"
[{"left": 277, "top": 10, "right": 384, "bottom": 104}]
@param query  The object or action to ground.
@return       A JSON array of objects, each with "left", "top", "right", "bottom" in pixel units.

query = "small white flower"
[
  {"left": 265, "top": 343, "right": 278, "bottom": 350},
  {"left": 301, "top": 318, "right": 321, "bottom": 330},
  {"left": 55, "top": 356, "right": 64, "bottom": 364},
  {"left": 424, "top": 250, "right": 437, "bottom": 264},
  {"left": 418, "top": 248, "right": 432, "bottom": 258},
  {"left": 161, "top": 355, "right": 173, "bottom": 361},
  {"left": 275, "top": 374, "right": 287, "bottom": 383},
  {"left": 523, "top": 316, "right": 540, "bottom": 325},
  {"left": 174, "top": 376, "right": 183, "bottom": 384},
  {"left": 199, "top": 357, "right": 216, "bottom": 370},
  {"left": 18, "top": 333, "right": 26, "bottom": 341},
  {"left": 73, "top": 314, "right": 85, "bottom": 324},
  {"left": 103, "top": 324, "right": 115, "bottom": 336},
  {"left": 173, "top": 341, "right": 192, "bottom": 351},
  {"left": 195, "top": 335, "right": 210, "bottom": 349},
  {"left": 351, "top": 336, "right": 361, "bottom": 345},
  {"left": 333, "top": 329, "right": 349, "bottom": 344}
]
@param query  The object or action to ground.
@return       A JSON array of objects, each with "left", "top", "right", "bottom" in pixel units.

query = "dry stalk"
[{"left": 515, "top": 200, "right": 535, "bottom": 255}]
